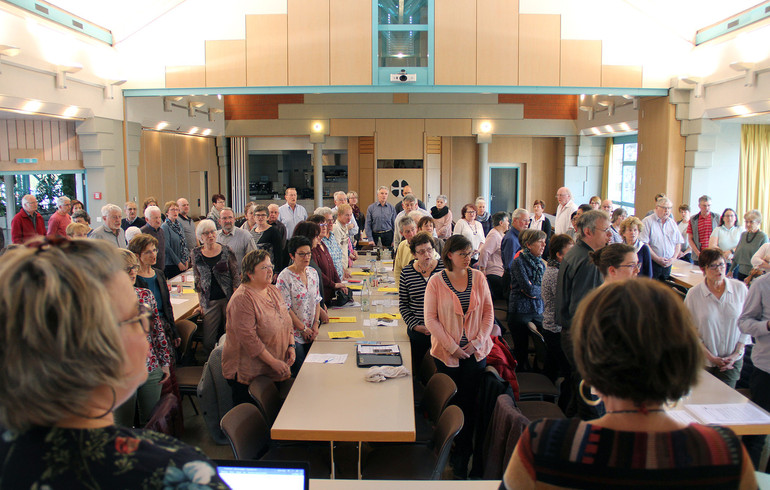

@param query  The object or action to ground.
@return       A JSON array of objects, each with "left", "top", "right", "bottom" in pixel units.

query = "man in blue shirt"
[
  {"left": 501, "top": 208, "right": 530, "bottom": 274},
  {"left": 278, "top": 187, "right": 308, "bottom": 239},
  {"left": 364, "top": 186, "right": 396, "bottom": 248}
]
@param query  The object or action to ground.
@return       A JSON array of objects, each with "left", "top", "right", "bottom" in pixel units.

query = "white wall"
[{"left": 684, "top": 122, "right": 740, "bottom": 213}]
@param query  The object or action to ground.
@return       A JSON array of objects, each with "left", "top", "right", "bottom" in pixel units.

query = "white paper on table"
[
  {"left": 372, "top": 299, "right": 398, "bottom": 307},
  {"left": 357, "top": 344, "right": 399, "bottom": 354},
  {"left": 671, "top": 273, "right": 685, "bottom": 277},
  {"left": 168, "top": 275, "right": 183, "bottom": 284},
  {"left": 684, "top": 403, "right": 770, "bottom": 425},
  {"left": 169, "top": 297, "right": 188, "bottom": 305},
  {"left": 305, "top": 353, "right": 348, "bottom": 364},
  {"left": 362, "top": 318, "right": 398, "bottom": 327},
  {"left": 666, "top": 409, "right": 702, "bottom": 425},
  {"left": 331, "top": 301, "right": 361, "bottom": 309}
]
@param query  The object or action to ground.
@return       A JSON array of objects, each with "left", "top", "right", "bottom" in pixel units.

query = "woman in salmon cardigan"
[{"left": 424, "top": 234, "right": 494, "bottom": 479}]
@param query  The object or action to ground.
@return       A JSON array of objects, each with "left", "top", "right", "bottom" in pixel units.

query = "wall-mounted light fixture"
[
  {"left": 163, "top": 96, "right": 184, "bottom": 112},
  {"left": 479, "top": 121, "right": 492, "bottom": 133},
  {"left": 208, "top": 108, "right": 223, "bottom": 122},
  {"left": 729, "top": 61, "right": 758, "bottom": 87},
  {"left": 0, "top": 45, "right": 20, "bottom": 74},
  {"left": 680, "top": 76, "right": 703, "bottom": 98},
  {"left": 579, "top": 105, "right": 595, "bottom": 120},
  {"left": 55, "top": 63, "right": 82, "bottom": 89},
  {"left": 103, "top": 79, "right": 127, "bottom": 99},
  {"left": 156, "top": 122, "right": 169, "bottom": 130},
  {"left": 188, "top": 101, "right": 206, "bottom": 117}
]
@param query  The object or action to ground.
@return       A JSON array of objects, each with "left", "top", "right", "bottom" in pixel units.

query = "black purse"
[{"left": 331, "top": 287, "right": 354, "bottom": 307}]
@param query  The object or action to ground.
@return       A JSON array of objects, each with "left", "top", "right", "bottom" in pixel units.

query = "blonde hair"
[
  {"left": 0, "top": 240, "right": 126, "bottom": 430},
  {"left": 65, "top": 222, "right": 90, "bottom": 238},
  {"left": 619, "top": 216, "right": 643, "bottom": 236}
]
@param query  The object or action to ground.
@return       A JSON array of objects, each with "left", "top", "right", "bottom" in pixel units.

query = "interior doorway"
[{"left": 488, "top": 164, "right": 522, "bottom": 214}]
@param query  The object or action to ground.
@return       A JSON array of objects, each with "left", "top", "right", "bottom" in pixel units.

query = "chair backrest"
[
  {"left": 176, "top": 319, "right": 197, "bottom": 359},
  {"left": 417, "top": 350, "right": 437, "bottom": 386},
  {"left": 248, "top": 376, "right": 282, "bottom": 426},
  {"left": 143, "top": 393, "right": 178, "bottom": 435},
  {"left": 197, "top": 345, "right": 232, "bottom": 444},
  {"left": 429, "top": 405, "right": 464, "bottom": 480},
  {"left": 422, "top": 372, "right": 457, "bottom": 424},
  {"left": 220, "top": 403, "right": 270, "bottom": 460}
]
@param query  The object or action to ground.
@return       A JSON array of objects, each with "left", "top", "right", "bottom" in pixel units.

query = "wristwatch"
[{"left": 288, "top": 344, "right": 296, "bottom": 349}]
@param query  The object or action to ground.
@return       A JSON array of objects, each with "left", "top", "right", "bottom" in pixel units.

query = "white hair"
[
  {"left": 55, "top": 196, "right": 70, "bottom": 208},
  {"left": 101, "top": 204, "right": 121, "bottom": 218},
  {"left": 314, "top": 206, "right": 333, "bottom": 217},
  {"left": 511, "top": 208, "right": 529, "bottom": 220},
  {"left": 196, "top": 219, "right": 217, "bottom": 241},
  {"left": 144, "top": 205, "right": 161, "bottom": 220},
  {"left": 333, "top": 191, "right": 347, "bottom": 201},
  {"left": 125, "top": 226, "right": 142, "bottom": 242}
]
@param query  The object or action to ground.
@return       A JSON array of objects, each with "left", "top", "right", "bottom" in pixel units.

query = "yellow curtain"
[
  {"left": 601, "top": 137, "right": 613, "bottom": 200},
  {"left": 739, "top": 125, "right": 770, "bottom": 233}
]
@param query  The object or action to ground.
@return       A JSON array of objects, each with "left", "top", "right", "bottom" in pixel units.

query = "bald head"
[
  {"left": 556, "top": 187, "right": 572, "bottom": 206},
  {"left": 268, "top": 203, "right": 280, "bottom": 224}
]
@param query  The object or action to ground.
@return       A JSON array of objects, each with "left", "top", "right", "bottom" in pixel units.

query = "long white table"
[{"left": 168, "top": 272, "right": 200, "bottom": 322}]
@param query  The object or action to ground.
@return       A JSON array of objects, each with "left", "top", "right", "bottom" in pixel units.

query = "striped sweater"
[{"left": 502, "top": 417, "right": 754, "bottom": 489}]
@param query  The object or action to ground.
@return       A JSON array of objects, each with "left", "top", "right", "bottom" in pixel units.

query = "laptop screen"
[{"left": 214, "top": 461, "right": 308, "bottom": 490}]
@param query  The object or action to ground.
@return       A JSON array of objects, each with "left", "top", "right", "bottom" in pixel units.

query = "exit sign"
[{"left": 15, "top": 158, "right": 38, "bottom": 164}]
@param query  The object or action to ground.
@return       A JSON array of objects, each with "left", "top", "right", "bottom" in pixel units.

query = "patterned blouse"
[
  {"left": 0, "top": 425, "right": 228, "bottom": 489},
  {"left": 276, "top": 266, "right": 322, "bottom": 345},
  {"left": 191, "top": 245, "right": 241, "bottom": 310},
  {"left": 503, "top": 417, "right": 753, "bottom": 489},
  {"left": 322, "top": 235, "right": 345, "bottom": 279},
  {"left": 135, "top": 287, "right": 171, "bottom": 372}
]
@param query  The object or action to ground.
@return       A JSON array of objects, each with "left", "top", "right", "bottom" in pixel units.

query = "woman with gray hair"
[
  {"left": 732, "top": 210, "right": 767, "bottom": 282},
  {"left": 0, "top": 238, "right": 227, "bottom": 488},
  {"left": 192, "top": 219, "right": 240, "bottom": 353},
  {"left": 431, "top": 195, "right": 453, "bottom": 239}
]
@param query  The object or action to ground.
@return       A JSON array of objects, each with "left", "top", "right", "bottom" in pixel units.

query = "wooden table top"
[
  {"left": 168, "top": 272, "right": 199, "bottom": 322},
  {"left": 669, "top": 259, "right": 704, "bottom": 289},
  {"left": 271, "top": 340, "right": 415, "bottom": 442}
]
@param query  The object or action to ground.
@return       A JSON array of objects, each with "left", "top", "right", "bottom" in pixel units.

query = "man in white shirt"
[
  {"left": 640, "top": 197, "right": 683, "bottom": 280},
  {"left": 217, "top": 207, "right": 256, "bottom": 271},
  {"left": 332, "top": 191, "right": 358, "bottom": 238},
  {"left": 278, "top": 187, "right": 308, "bottom": 239},
  {"left": 554, "top": 187, "right": 578, "bottom": 235},
  {"left": 393, "top": 194, "right": 429, "bottom": 245}
]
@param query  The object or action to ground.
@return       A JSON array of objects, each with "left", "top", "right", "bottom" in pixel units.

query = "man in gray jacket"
[{"left": 177, "top": 197, "right": 198, "bottom": 253}]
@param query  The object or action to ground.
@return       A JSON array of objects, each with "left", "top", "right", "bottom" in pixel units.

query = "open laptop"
[{"left": 213, "top": 460, "right": 309, "bottom": 490}]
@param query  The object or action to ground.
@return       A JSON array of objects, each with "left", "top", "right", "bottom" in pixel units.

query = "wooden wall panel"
[
  {"left": 561, "top": 40, "right": 601, "bottom": 87},
  {"left": 477, "top": 0, "right": 518, "bottom": 85},
  {"left": 449, "top": 137, "right": 478, "bottom": 209},
  {"left": 206, "top": 40, "right": 246, "bottom": 87},
  {"left": 0, "top": 118, "right": 81, "bottom": 163},
  {"left": 347, "top": 137, "right": 359, "bottom": 197},
  {"left": 435, "top": 0, "right": 477, "bottom": 85},
  {"left": 602, "top": 65, "right": 643, "bottom": 87},
  {"left": 375, "top": 119, "right": 424, "bottom": 160},
  {"left": 246, "top": 14, "right": 288, "bottom": 87},
  {"left": 0, "top": 121, "right": 8, "bottom": 160},
  {"left": 330, "top": 0, "right": 371, "bottom": 85},
  {"left": 530, "top": 138, "right": 561, "bottom": 212},
  {"left": 330, "top": 119, "right": 375, "bottom": 136},
  {"left": 519, "top": 14, "right": 561, "bottom": 86},
  {"left": 288, "top": 0, "right": 330, "bottom": 86},
  {"left": 166, "top": 65, "right": 206, "bottom": 88}
]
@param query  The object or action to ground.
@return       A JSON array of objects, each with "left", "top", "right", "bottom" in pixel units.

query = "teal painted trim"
[
  {"left": 695, "top": 1, "right": 770, "bottom": 45},
  {"left": 613, "top": 135, "right": 637, "bottom": 145},
  {"left": 124, "top": 86, "right": 667, "bottom": 97},
  {"left": 377, "top": 24, "right": 428, "bottom": 31},
  {"left": 3, "top": 0, "right": 113, "bottom": 45},
  {"left": 377, "top": 66, "right": 429, "bottom": 85}
]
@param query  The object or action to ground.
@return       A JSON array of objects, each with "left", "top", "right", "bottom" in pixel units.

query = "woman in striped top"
[
  {"left": 502, "top": 279, "right": 756, "bottom": 489},
  {"left": 425, "top": 234, "right": 494, "bottom": 478},
  {"left": 399, "top": 232, "right": 444, "bottom": 368}
]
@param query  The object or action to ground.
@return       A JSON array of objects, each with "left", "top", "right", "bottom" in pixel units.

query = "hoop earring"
[
  {"left": 579, "top": 379, "right": 602, "bottom": 407},
  {"left": 70, "top": 386, "right": 117, "bottom": 420}
]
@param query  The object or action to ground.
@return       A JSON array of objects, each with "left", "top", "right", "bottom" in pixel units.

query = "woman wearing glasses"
[
  {"left": 424, "top": 235, "right": 494, "bottom": 478},
  {"left": 452, "top": 203, "right": 485, "bottom": 265},
  {"left": 0, "top": 238, "right": 227, "bottom": 488},
  {"left": 191, "top": 220, "right": 240, "bottom": 353},
  {"left": 685, "top": 248, "right": 749, "bottom": 388},
  {"left": 128, "top": 233, "right": 181, "bottom": 352},
  {"left": 277, "top": 236, "right": 322, "bottom": 376},
  {"left": 589, "top": 242, "right": 641, "bottom": 284},
  {"left": 620, "top": 216, "right": 653, "bottom": 278},
  {"left": 306, "top": 215, "right": 348, "bottom": 306},
  {"left": 223, "top": 249, "right": 295, "bottom": 405},
  {"left": 399, "top": 232, "right": 444, "bottom": 368},
  {"left": 250, "top": 204, "right": 285, "bottom": 273},
  {"left": 114, "top": 249, "right": 172, "bottom": 427}
]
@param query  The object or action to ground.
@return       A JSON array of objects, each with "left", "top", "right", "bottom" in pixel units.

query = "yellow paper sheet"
[
  {"left": 369, "top": 313, "right": 401, "bottom": 319},
  {"left": 328, "top": 330, "right": 365, "bottom": 339},
  {"left": 182, "top": 288, "right": 197, "bottom": 294},
  {"left": 351, "top": 271, "right": 373, "bottom": 276},
  {"left": 383, "top": 260, "right": 394, "bottom": 265},
  {"left": 347, "top": 284, "right": 363, "bottom": 290},
  {"left": 327, "top": 317, "right": 357, "bottom": 323},
  {"left": 377, "top": 287, "right": 398, "bottom": 293}
]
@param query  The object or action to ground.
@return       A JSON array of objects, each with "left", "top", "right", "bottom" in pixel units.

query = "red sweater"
[{"left": 11, "top": 209, "right": 45, "bottom": 244}]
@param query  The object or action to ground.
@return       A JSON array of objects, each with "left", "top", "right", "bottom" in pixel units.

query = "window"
[
  {"left": 374, "top": 0, "right": 433, "bottom": 85},
  {"left": 607, "top": 135, "right": 637, "bottom": 215}
]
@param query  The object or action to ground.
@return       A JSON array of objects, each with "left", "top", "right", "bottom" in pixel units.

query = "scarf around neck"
[
  {"left": 165, "top": 219, "right": 189, "bottom": 263},
  {"left": 431, "top": 206, "right": 449, "bottom": 219},
  {"left": 520, "top": 248, "right": 545, "bottom": 285},
  {"left": 477, "top": 211, "right": 490, "bottom": 223}
]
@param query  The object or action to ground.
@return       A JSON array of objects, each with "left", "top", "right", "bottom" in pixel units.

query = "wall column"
[
  {"left": 477, "top": 134, "right": 491, "bottom": 203},
  {"left": 76, "top": 117, "right": 127, "bottom": 219},
  {"left": 216, "top": 136, "right": 229, "bottom": 206},
  {"left": 311, "top": 134, "right": 325, "bottom": 210},
  {"left": 230, "top": 137, "right": 248, "bottom": 214}
]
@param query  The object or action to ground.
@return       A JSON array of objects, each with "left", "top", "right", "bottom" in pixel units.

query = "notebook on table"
[
  {"left": 356, "top": 343, "right": 403, "bottom": 367},
  {"left": 213, "top": 460, "right": 309, "bottom": 490}
]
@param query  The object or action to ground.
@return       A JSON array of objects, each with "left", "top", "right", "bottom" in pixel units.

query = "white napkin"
[{"left": 364, "top": 365, "right": 410, "bottom": 383}]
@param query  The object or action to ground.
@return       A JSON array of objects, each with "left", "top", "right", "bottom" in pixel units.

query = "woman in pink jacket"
[{"left": 424, "top": 234, "right": 494, "bottom": 479}]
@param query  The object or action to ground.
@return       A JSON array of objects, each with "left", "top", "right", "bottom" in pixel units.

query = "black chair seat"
[
  {"left": 517, "top": 372, "right": 559, "bottom": 401},
  {"left": 362, "top": 445, "right": 439, "bottom": 480},
  {"left": 516, "top": 400, "right": 565, "bottom": 421}
]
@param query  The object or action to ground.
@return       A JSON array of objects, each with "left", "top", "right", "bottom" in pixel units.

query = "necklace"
[
  {"left": 415, "top": 259, "right": 433, "bottom": 276},
  {"left": 605, "top": 409, "right": 665, "bottom": 415},
  {"left": 746, "top": 231, "right": 759, "bottom": 244}
]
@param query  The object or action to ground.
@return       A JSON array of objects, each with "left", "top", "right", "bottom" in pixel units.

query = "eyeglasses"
[
  {"left": 255, "top": 214, "right": 267, "bottom": 218},
  {"left": 707, "top": 263, "right": 726, "bottom": 270},
  {"left": 318, "top": 223, "right": 328, "bottom": 228},
  {"left": 415, "top": 248, "right": 434, "bottom": 256},
  {"left": 617, "top": 262, "right": 641, "bottom": 271},
  {"left": 257, "top": 265, "right": 274, "bottom": 272},
  {"left": 119, "top": 302, "right": 151, "bottom": 334},
  {"left": 295, "top": 251, "right": 312, "bottom": 258},
  {"left": 595, "top": 226, "right": 612, "bottom": 234},
  {"left": 455, "top": 251, "right": 473, "bottom": 258},
  {"left": 125, "top": 265, "right": 139, "bottom": 273}
]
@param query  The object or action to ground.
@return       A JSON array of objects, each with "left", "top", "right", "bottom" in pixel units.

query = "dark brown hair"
[
  {"left": 409, "top": 231, "right": 436, "bottom": 255},
  {"left": 441, "top": 235, "right": 472, "bottom": 271}
]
